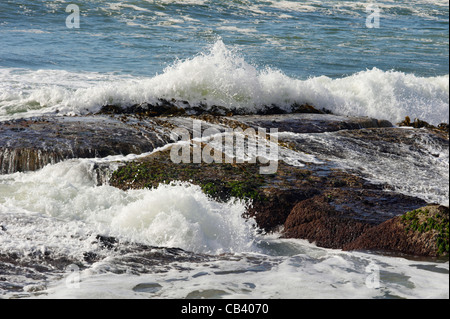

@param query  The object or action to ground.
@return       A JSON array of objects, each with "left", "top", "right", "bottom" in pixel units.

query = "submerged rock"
[{"left": 229, "top": 113, "right": 393, "bottom": 134}]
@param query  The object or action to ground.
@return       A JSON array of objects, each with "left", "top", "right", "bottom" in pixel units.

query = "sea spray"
[
  {"left": 110, "top": 182, "right": 257, "bottom": 254},
  {"left": 0, "top": 160, "right": 258, "bottom": 255},
  {"left": 1, "top": 41, "right": 448, "bottom": 125}
]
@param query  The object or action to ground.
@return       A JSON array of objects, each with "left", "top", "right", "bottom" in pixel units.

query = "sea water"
[{"left": 0, "top": 0, "right": 448, "bottom": 299}]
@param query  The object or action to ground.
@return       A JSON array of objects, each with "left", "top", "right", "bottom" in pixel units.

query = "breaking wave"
[{"left": 1, "top": 40, "right": 448, "bottom": 125}]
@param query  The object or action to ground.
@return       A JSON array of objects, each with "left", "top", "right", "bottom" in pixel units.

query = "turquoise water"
[{"left": 1, "top": 0, "right": 448, "bottom": 78}]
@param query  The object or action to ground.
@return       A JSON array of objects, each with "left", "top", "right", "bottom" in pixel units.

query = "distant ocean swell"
[{"left": 1, "top": 40, "right": 448, "bottom": 126}]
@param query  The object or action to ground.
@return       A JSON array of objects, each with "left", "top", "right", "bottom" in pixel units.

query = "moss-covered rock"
[
  {"left": 401, "top": 206, "right": 449, "bottom": 256},
  {"left": 109, "top": 146, "right": 266, "bottom": 202},
  {"left": 343, "top": 205, "right": 449, "bottom": 257}
]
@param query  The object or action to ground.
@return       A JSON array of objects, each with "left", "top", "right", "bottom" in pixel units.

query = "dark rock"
[
  {"left": 282, "top": 188, "right": 428, "bottom": 251},
  {"left": 291, "top": 103, "right": 325, "bottom": 114},
  {"left": 398, "top": 116, "right": 412, "bottom": 127},
  {"left": 132, "top": 282, "right": 163, "bottom": 294},
  {"left": 95, "top": 235, "right": 119, "bottom": 250},
  {"left": 398, "top": 116, "right": 449, "bottom": 135},
  {"left": 100, "top": 101, "right": 338, "bottom": 117},
  {"left": 283, "top": 195, "right": 372, "bottom": 249},
  {"left": 99, "top": 100, "right": 186, "bottom": 117},
  {"left": 0, "top": 115, "right": 173, "bottom": 174},
  {"left": 249, "top": 188, "right": 321, "bottom": 233},
  {"left": 438, "top": 123, "right": 449, "bottom": 133},
  {"left": 343, "top": 205, "right": 449, "bottom": 257},
  {"left": 83, "top": 251, "right": 99, "bottom": 263},
  {"left": 257, "top": 104, "right": 288, "bottom": 115},
  {"left": 229, "top": 113, "right": 392, "bottom": 134}
]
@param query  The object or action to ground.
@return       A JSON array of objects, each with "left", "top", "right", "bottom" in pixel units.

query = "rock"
[
  {"left": 1, "top": 111, "right": 446, "bottom": 258},
  {"left": 398, "top": 116, "right": 412, "bottom": 126},
  {"left": 95, "top": 235, "right": 119, "bottom": 250},
  {"left": 99, "top": 101, "right": 327, "bottom": 117},
  {"left": 229, "top": 113, "right": 393, "bottom": 134},
  {"left": 283, "top": 195, "right": 372, "bottom": 249},
  {"left": 282, "top": 188, "right": 428, "bottom": 249},
  {"left": 0, "top": 113, "right": 394, "bottom": 174},
  {"left": 343, "top": 205, "right": 449, "bottom": 257},
  {"left": 109, "top": 142, "right": 427, "bottom": 236},
  {"left": 398, "top": 116, "right": 449, "bottom": 135},
  {"left": 99, "top": 100, "right": 187, "bottom": 117},
  {"left": 291, "top": 103, "right": 326, "bottom": 114},
  {"left": 108, "top": 145, "right": 327, "bottom": 233},
  {"left": 0, "top": 115, "right": 173, "bottom": 174},
  {"left": 438, "top": 123, "right": 449, "bottom": 133},
  {"left": 249, "top": 188, "right": 321, "bottom": 233},
  {"left": 132, "top": 282, "right": 163, "bottom": 294}
]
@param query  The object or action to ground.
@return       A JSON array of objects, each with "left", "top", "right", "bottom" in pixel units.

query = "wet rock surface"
[
  {"left": 1, "top": 110, "right": 448, "bottom": 257},
  {"left": 0, "top": 112, "right": 393, "bottom": 174},
  {"left": 344, "top": 204, "right": 449, "bottom": 257},
  {"left": 230, "top": 113, "right": 393, "bottom": 134},
  {"left": 0, "top": 115, "right": 173, "bottom": 174}
]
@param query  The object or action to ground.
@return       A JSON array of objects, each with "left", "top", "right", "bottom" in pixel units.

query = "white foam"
[
  {"left": 270, "top": 1, "right": 319, "bottom": 13},
  {"left": 109, "top": 182, "right": 256, "bottom": 254},
  {"left": 1, "top": 157, "right": 448, "bottom": 299},
  {"left": 38, "top": 238, "right": 449, "bottom": 299},
  {"left": 280, "top": 129, "right": 449, "bottom": 205},
  {"left": 1, "top": 41, "right": 448, "bottom": 125},
  {"left": 217, "top": 26, "right": 258, "bottom": 34},
  {"left": 259, "top": 0, "right": 450, "bottom": 20},
  {"left": 151, "top": 0, "right": 207, "bottom": 5},
  {"left": 0, "top": 160, "right": 257, "bottom": 255}
]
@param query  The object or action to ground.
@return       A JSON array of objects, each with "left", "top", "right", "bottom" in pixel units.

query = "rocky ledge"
[{"left": 1, "top": 106, "right": 448, "bottom": 258}]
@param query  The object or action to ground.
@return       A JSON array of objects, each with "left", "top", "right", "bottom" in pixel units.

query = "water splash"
[{"left": 1, "top": 40, "right": 448, "bottom": 125}]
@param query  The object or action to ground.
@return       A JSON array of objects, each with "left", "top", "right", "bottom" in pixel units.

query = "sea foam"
[
  {"left": 1, "top": 40, "right": 448, "bottom": 125},
  {"left": 0, "top": 160, "right": 257, "bottom": 256}
]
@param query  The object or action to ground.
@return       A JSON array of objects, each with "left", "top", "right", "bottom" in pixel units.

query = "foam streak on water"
[{"left": 40, "top": 248, "right": 446, "bottom": 299}]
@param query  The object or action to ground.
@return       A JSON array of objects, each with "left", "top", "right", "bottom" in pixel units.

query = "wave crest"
[{"left": 1, "top": 40, "right": 448, "bottom": 125}]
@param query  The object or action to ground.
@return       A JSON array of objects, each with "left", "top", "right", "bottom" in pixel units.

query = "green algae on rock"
[{"left": 344, "top": 205, "right": 449, "bottom": 257}]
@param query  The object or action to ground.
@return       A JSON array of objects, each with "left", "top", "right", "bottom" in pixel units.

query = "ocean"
[{"left": 0, "top": 0, "right": 449, "bottom": 300}]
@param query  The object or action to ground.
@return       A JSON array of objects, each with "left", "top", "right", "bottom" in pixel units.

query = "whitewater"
[
  {"left": 1, "top": 41, "right": 449, "bottom": 125},
  {"left": 0, "top": 0, "right": 449, "bottom": 299},
  {"left": 1, "top": 160, "right": 448, "bottom": 299}
]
